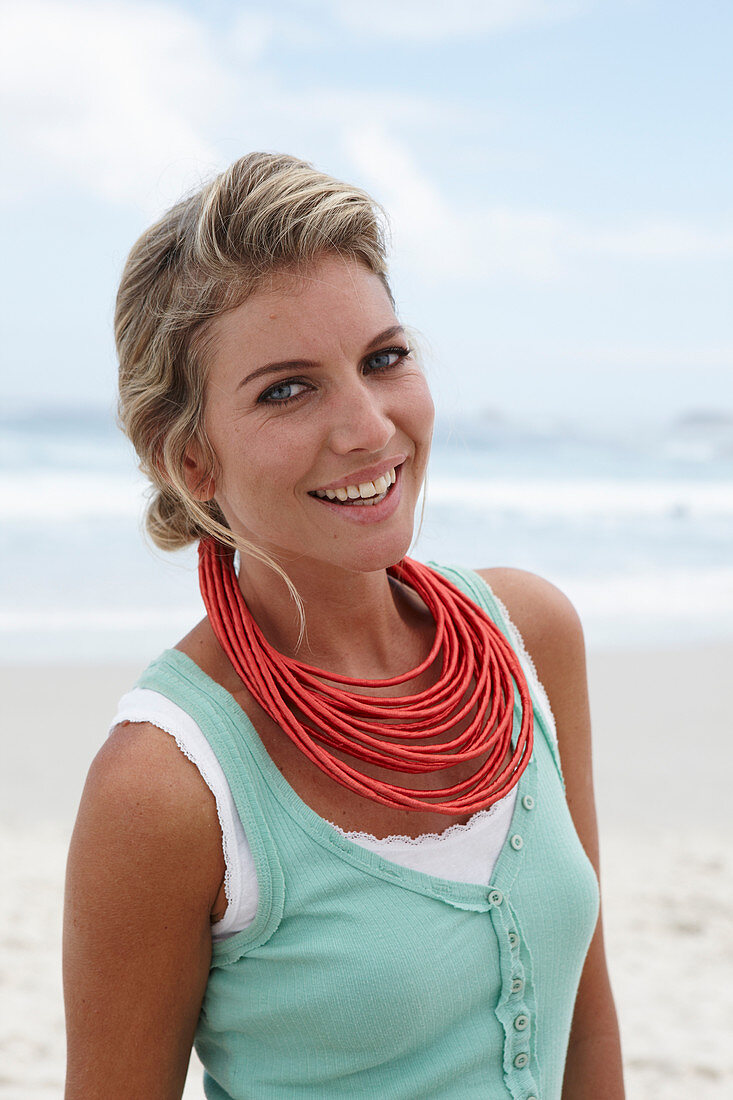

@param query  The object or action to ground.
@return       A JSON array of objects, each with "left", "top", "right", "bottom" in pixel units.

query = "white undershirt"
[
  {"left": 109, "top": 596, "right": 557, "bottom": 941},
  {"left": 110, "top": 689, "right": 519, "bottom": 939}
]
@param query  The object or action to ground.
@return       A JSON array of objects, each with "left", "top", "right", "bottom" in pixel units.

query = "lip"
[
  {"left": 310, "top": 455, "right": 407, "bottom": 493},
  {"left": 309, "top": 463, "right": 404, "bottom": 524}
]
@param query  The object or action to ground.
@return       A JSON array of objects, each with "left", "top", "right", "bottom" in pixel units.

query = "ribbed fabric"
[
  {"left": 109, "top": 687, "right": 519, "bottom": 938},
  {"left": 135, "top": 565, "right": 599, "bottom": 1099}
]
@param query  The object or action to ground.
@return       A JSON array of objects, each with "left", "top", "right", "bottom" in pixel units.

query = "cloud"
[
  {"left": 0, "top": 1, "right": 231, "bottom": 211},
  {"left": 573, "top": 220, "right": 733, "bottom": 259},
  {"left": 2, "top": 0, "right": 728, "bottom": 279},
  {"left": 345, "top": 125, "right": 567, "bottom": 280},
  {"left": 320, "top": 0, "right": 589, "bottom": 41},
  {"left": 345, "top": 124, "right": 733, "bottom": 282},
  {"left": 0, "top": 1, "right": 455, "bottom": 214}
]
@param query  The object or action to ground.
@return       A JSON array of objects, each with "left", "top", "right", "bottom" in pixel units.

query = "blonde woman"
[{"left": 64, "top": 153, "right": 624, "bottom": 1098}]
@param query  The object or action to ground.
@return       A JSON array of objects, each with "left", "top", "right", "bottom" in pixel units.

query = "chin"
[{"left": 341, "top": 530, "right": 417, "bottom": 576}]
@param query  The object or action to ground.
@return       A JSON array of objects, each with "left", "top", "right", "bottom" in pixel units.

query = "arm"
[
  {"left": 63, "top": 721, "right": 226, "bottom": 1099},
  {"left": 479, "top": 568, "right": 625, "bottom": 1099}
]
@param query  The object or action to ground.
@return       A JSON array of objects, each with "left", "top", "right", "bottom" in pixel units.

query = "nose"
[{"left": 326, "top": 376, "right": 396, "bottom": 456}]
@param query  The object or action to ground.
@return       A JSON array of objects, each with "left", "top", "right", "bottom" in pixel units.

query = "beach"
[{"left": 1, "top": 644, "right": 731, "bottom": 1098}]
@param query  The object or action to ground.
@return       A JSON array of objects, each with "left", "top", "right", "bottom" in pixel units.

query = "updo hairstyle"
[{"left": 115, "top": 152, "right": 391, "bottom": 567}]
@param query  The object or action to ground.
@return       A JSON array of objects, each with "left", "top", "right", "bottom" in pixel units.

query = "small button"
[
  {"left": 522, "top": 794, "right": 535, "bottom": 810},
  {"left": 514, "top": 1013, "right": 530, "bottom": 1031},
  {"left": 508, "top": 931, "right": 519, "bottom": 948},
  {"left": 513, "top": 1052, "right": 529, "bottom": 1069},
  {"left": 510, "top": 834, "right": 524, "bottom": 850},
  {"left": 527, "top": 1096, "right": 538, "bottom": 1100},
  {"left": 488, "top": 888, "right": 503, "bottom": 906},
  {"left": 511, "top": 977, "right": 524, "bottom": 994}
]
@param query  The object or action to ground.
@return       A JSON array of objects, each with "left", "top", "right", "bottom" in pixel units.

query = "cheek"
[
  {"left": 213, "top": 431, "right": 308, "bottom": 508},
  {"left": 405, "top": 377, "right": 435, "bottom": 445}
]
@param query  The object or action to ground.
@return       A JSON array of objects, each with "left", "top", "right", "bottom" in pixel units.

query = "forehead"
[{"left": 207, "top": 255, "right": 397, "bottom": 370}]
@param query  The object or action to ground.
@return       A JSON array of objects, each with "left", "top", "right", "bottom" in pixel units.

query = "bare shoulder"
[
  {"left": 73, "top": 719, "right": 225, "bottom": 912},
  {"left": 476, "top": 566, "right": 582, "bottom": 642},
  {"left": 476, "top": 567, "right": 590, "bottom": 784},
  {"left": 95, "top": 719, "right": 221, "bottom": 833}
]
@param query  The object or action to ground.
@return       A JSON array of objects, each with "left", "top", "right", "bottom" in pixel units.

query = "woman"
[{"left": 64, "top": 153, "right": 624, "bottom": 1098}]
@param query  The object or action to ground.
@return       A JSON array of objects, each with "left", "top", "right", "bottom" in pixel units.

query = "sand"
[{"left": 1, "top": 645, "right": 732, "bottom": 1098}]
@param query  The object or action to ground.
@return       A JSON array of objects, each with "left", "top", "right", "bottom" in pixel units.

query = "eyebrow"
[{"left": 237, "top": 324, "right": 406, "bottom": 389}]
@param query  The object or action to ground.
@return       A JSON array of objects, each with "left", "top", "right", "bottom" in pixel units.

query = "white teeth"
[{"left": 312, "top": 466, "right": 398, "bottom": 502}]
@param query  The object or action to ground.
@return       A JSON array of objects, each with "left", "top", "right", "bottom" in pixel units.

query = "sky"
[{"left": 1, "top": 0, "right": 731, "bottom": 433}]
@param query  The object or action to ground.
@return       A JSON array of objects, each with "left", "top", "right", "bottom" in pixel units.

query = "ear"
[{"left": 182, "top": 444, "right": 217, "bottom": 502}]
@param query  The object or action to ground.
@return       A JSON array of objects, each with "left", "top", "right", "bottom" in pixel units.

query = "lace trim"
[{"left": 326, "top": 801, "right": 504, "bottom": 847}]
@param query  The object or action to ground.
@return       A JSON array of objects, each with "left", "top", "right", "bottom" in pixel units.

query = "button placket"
[
  {"left": 489, "top": 893, "right": 539, "bottom": 1099},
  {"left": 483, "top": 739, "right": 539, "bottom": 1098}
]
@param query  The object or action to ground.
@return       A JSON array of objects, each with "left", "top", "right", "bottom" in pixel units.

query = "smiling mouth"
[{"left": 308, "top": 466, "right": 398, "bottom": 506}]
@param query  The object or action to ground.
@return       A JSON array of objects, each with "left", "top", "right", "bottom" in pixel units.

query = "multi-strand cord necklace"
[{"left": 199, "top": 539, "right": 533, "bottom": 814}]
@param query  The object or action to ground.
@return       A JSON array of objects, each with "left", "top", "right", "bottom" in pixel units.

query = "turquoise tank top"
[{"left": 137, "top": 565, "right": 599, "bottom": 1099}]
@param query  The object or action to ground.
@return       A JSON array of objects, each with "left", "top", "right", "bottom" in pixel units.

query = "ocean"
[{"left": 2, "top": 405, "right": 731, "bottom": 662}]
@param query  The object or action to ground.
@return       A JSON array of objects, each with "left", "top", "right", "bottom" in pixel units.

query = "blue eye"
[
  {"left": 366, "top": 346, "right": 411, "bottom": 372},
  {"left": 259, "top": 380, "right": 308, "bottom": 405}
]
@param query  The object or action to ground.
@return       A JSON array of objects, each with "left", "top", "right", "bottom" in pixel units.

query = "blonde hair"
[{"left": 115, "top": 152, "right": 392, "bottom": 608}]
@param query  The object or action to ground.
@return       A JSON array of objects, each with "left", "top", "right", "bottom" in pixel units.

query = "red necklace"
[{"left": 198, "top": 539, "right": 533, "bottom": 814}]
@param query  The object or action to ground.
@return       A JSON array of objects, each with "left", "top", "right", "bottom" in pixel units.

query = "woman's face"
[{"left": 195, "top": 253, "right": 435, "bottom": 580}]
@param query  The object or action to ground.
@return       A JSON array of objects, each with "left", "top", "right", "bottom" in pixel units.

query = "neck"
[{"left": 235, "top": 554, "right": 433, "bottom": 678}]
